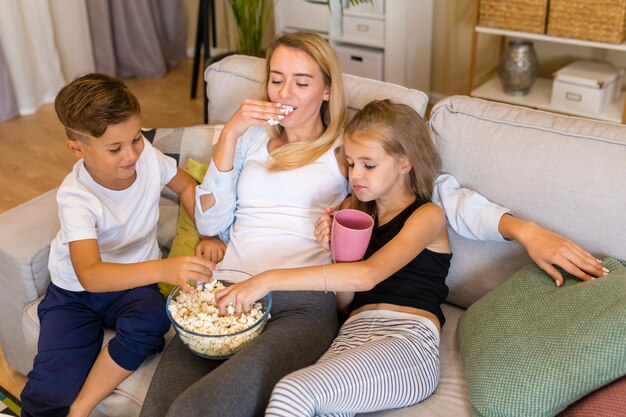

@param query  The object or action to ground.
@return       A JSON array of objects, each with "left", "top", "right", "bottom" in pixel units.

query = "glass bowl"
[{"left": 166, "top": 269, "right": 272, "bottom": 360}]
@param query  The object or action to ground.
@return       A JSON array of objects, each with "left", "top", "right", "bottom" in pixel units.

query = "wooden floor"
[{"left": 0, "top": 58, "right": 203, "bottom": 399}]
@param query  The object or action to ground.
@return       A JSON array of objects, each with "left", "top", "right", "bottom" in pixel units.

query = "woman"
[{"left": 140, "top": 31, "right": 605, "bottom": 417}]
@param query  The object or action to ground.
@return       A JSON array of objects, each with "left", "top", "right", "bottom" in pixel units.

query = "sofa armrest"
[{"left": 0, "top": 189, "right": 59, "bottom": 374}]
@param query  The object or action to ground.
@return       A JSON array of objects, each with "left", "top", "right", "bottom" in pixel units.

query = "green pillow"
[
  {"left": 158, "top": 158, "right": 209, "bottom": 297},
  {"left": 458, "top": 258, "right": 626, "bottom": 417}
]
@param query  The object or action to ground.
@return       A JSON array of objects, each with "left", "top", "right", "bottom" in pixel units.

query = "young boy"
[{"left": 20, "top": 73, "right": 215, "bottom": 417}]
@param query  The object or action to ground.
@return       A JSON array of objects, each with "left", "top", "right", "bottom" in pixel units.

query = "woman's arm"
[
  {"left": 498, "top": 215, "right": 607, "bottom": 286},
  {"left": 215, "top": 203, "right": 449, "bottom": 314},
  {"left": 433, "top": 173, "right": 606, "bottom": 283}
]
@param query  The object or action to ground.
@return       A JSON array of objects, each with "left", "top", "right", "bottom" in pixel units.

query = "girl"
[{"left": 216, "top": 99, "right": 452, "bottom": 416}]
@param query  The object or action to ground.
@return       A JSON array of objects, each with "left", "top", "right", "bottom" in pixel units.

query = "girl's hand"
[
  {"left": 163, "top": 256, "right": 215, "bottom": 294},
  {"left": 314, "top": 207, "right": 335, "bottom": 250},
  {"left": 195, "top": 236, "right": 227, "bottom": 263},
  {"left": 223, "top": 99, "right": 284, "bottom": 139},
  {"left": 215, "top": 275, "right": 268, "bottom": 315}
]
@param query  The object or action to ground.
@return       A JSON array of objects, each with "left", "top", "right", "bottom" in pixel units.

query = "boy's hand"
[
  {"left": 215, "top": 275, "right": 268, "bottom": 315},
  {"left": 195, "top": 236, "right": 227, "bottom": 263},
  {"left": 314, "top": 207, "right": 335, "bottom": 250},
  {"left": 164, "top": 256, "right": 215, "bottom": 294}
]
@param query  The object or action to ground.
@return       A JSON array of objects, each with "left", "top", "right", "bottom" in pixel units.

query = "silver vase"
[{"left": 499, "top": 40, "right": 539, "bottom": 96}]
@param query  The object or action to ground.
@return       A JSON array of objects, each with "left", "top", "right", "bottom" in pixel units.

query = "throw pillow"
[
  {"left": 158, "top": 158, "right": 209, "bottom": 297},
  {"left": 458, "top": 258, "right": 626, "bottom": 417},
  {"left": 557, "top": 375, "right": 626, "bottom": 417}
]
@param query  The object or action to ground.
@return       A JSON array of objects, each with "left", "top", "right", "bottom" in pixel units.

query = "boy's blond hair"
[
  {"left": 263, "top": 31, "right": 346, "bottom": 171},
  {"left": 55, "top": 73, "right": 141, "bottom": 141},
  {"left": 345, "top": 99, "right": 442, "bottom": 216}
]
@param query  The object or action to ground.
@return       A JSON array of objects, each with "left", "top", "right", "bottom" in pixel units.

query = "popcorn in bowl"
[{"left": 166, "top": 270, "right": 272, "bottom": 359}]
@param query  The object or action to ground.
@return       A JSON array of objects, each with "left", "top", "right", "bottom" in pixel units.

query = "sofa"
[{"left": 0, "top": 54, "right": 624, "bottom": 416}]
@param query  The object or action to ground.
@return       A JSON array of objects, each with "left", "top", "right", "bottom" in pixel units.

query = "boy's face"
[{"left": 66, "top": 115, "right": 144, "bottom": 190}]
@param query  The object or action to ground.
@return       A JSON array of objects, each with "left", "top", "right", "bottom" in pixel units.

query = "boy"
[{"left": 20, "top": 73, "right": 215, "bottom": 417}]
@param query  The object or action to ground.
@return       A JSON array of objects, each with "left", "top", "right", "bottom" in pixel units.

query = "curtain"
[{"left": 0, "top": 0, "right": 186, "bottom": 122}]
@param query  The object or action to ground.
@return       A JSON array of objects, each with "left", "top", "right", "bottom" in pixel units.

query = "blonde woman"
[{"left": 140, "top": 32, "right": 605, "bottom": 417}]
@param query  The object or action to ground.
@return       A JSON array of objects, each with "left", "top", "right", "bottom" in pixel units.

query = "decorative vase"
[{"left": 499, "top": 40, "right": 539, "bottom": 96}]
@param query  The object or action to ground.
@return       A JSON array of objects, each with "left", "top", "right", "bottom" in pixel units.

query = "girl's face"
[
  {"left": 344, "top": 129, "right": 411, "bottom": 203},
  {"left": 67, "top": 115, "right": 144, "bottom": 190},
  {"left": 267, "top": 46, "right": 330, "bottom": 139}
]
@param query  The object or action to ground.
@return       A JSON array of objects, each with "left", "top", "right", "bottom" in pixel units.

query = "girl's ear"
[{"left": 66, "top": 139, "right": 85, "bottom": 158}]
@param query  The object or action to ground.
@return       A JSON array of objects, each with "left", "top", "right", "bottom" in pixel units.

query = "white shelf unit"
[
  {"left": 273, "top": 0, "right": 433, "bottom": 95},
  {"left": 468, "top": 10, "right": 626, "bottom": 124}
]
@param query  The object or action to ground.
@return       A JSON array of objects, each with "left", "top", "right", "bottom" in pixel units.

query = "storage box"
[
  {"left": 334, "top": 44, "right": 384, "bottom": 81},
  {"left": 479, "top": 0, "right": 549, "bottom": 34},
  {"left": 548, "top": 0, "right": 626, "bottom": 44},
  {"left": 551, "top": 60, "right": 624, "bottom": 115}
]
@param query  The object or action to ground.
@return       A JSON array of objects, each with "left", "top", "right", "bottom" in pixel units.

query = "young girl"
[{"left": 216, "top": 99, "right": 451, "bottom": 416}]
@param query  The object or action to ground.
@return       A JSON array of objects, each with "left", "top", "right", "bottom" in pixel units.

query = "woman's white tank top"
[{"left": 219, "top": 135, "right": 348, "bottom": 276}]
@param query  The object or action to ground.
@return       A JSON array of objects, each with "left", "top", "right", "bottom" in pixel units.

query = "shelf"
[
  {"left": 471, "top": 75, "right": 625, "bottom": 124},
  {"left": 475, "top": 26, "right": 626, "bottom": 52}
]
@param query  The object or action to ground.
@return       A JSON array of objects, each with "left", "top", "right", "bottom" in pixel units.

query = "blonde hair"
[
  {"left": 263, "top": 31, "right": 346, "bottom": 171},
  {"left": 344, "top": 100, "right": 441, "bottom": 216}
]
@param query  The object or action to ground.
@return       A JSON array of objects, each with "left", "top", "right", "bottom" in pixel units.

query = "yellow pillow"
[{"left": 158, "top": 158, "right": 209, "bottom": 297}]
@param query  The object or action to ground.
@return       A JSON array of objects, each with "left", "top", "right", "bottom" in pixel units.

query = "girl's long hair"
[
  {"left": 263, "top": 31, "right": 346, "bottom": 171},
  {"left": 345, "top": 99, "right": 441, "bottom": 217}
]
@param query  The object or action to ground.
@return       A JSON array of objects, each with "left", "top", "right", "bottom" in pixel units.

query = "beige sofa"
[{"left": 0, "top": 55, "right": 624, "bottom": 416}]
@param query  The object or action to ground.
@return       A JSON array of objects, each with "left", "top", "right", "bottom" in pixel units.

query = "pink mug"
[{"left": 330, "top": 209, "right": 374, "bottom": 263}]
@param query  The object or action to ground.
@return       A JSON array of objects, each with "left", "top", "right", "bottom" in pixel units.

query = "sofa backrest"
[
  {"left": 204, "top": 54, "right": 429, "bottom": 124},
  {"left": 430, "top": 95, "right": 626, "bottom": 308}
]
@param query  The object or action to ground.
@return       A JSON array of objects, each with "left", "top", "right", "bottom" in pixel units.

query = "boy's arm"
[
  {"left": 166, "top": 167, "right": 197, "bottom": 220},
  {"left": 69, "top": 239, "right": 214, "bottom": 293}
]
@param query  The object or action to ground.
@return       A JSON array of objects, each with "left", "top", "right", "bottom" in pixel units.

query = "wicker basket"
[
  {"left": 548, "top": 0, "right": 626, "bottom": 44},
  {"left": 479, "top": 0, "right": 549, "bottom": 34}
]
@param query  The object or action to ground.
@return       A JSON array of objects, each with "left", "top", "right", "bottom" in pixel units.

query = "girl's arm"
[
  {"left": 215, "top": 203, "right": 448, "bottom": 314},
  {"left": 68, "top": 239, "right": 215, "bottom": 293}
]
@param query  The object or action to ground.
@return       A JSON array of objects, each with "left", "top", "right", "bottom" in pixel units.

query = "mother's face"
[{"left": 267, "top": 46, "right": 330, "bottom": 131}]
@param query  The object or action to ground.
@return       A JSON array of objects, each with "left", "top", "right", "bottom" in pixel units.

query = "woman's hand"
[
  {"left": 162, "top": 256, "right": 215, "bottom": 294},
  {"left": 500, "top": 215, "right": 608, "bottom": 286},
  {"left": 314, "top": 207, "right": 335, "bottom": 250},
  {"left": 196, "top": 236, "right": 227, "bottom": 263},
  {"left": 223, "top": 99, "right": 284, "bottom": 139},
  {"left": 215, "top": 275, "right": 269, "bottom": 315}
]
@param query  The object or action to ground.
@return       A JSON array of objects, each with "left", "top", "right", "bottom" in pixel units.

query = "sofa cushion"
[
  {"left": 429, "top": 96, "right": 626, "bottom": 309},
  {"left": 557, "top": 375, "right": 626, "bottom": 417},
  {"left": 458, "top": 258, "right": 626, "bottom": 417}
]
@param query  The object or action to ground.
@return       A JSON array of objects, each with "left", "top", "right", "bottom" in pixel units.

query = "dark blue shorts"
[{"left": 20, "top": 283, "right": 170, "bottom": 417}]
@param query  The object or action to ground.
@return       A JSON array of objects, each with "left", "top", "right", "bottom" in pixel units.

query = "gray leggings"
[{"left": 139, "top": 291, "right": 338, "bottom": 417}]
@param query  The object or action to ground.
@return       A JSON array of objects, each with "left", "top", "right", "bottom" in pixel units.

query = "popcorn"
[
  {"left": 267, "top": 105, "right": 297, "bottom": 125},
  {"left": 168, "top": 280, "right": 268, "bottom": 358}
]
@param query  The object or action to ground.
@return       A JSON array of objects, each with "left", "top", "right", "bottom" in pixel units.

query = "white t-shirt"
[{"left": 49, "top": 138, "right": 177, "bottom": 292}]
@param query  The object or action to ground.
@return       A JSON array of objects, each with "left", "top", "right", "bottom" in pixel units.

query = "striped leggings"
[{"left": 265, "top": 309, "right": 440, "bottom": 417}]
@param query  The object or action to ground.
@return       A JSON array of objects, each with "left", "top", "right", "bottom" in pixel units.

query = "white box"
[
  {"left": 334, "top": 44, "right": 384, "bottom": 81},
  {"left": 551, "top": 60, "right": 623, "bottom": 114}
]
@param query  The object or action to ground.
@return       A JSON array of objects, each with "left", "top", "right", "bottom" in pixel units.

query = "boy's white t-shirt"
[{"left": 48, "top": 138, "right": 177, "bottom": 292}]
